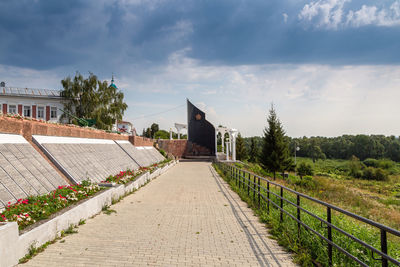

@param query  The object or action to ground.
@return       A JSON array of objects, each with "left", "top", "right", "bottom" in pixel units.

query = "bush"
[
  {"left": 378, "top": 159, "right": 394, "bottom": 169},
  {"left": 363, "top": 158, "right": 394, "bottom": 169},
  {"left": 361, "top": 167, "right": 388, "bottom": 181},
  {"left": 371, "top": 168, "right": 388, "bottom": 181},
  {"left": 294, "top": 175, "right": 316, "bottom": 189},
  {"left": 297, "top": 162, "right": 313, "bottom": 179},
  {"left": 348, "top": 155, "right": 365, "bottom": 178},
  {"left": 363, "top": 158, "right": 379, "bottom": 168},
  {"left": 159, "top": 149, "right": 166, "bottom": 157}
]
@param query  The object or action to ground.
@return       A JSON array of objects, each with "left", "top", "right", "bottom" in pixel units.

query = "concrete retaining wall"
[{"left": 0, "top": 161, "right": 177, "bottom": 267}]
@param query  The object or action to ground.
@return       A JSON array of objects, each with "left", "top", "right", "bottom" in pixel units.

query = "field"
[
  {"left": 216, "top": 159, "right": 400, "bottom": 266},
  {"left": 239, "top": 157, "right": 400, "bottom": 230}
]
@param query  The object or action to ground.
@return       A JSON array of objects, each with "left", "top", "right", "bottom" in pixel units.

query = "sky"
[{"left": 1, "top": 0, "right": 400, "bottom": 137}]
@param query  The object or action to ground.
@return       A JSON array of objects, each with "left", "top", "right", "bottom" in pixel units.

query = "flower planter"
[{"left": 0, "top": 160, "right": 177, "bottom": 267}]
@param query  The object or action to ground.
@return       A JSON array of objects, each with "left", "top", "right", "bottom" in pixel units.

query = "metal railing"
[{"left": 215, "top": 162, "right": 400, "bottom": 267}]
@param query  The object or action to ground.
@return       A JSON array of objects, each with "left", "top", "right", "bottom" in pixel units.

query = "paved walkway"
[{"left": 20, "top": 162, "right": 295, "bottom": 267}]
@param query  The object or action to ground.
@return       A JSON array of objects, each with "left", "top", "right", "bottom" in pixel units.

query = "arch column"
[
  {"left": 226, "top": 141, "right": 230, "bottom": 161},
  {"left": 215, "top": 130, "right": 218, "bottom": 156},
  {"left": 229, "top": 129, "right": 238, "bottom": 161},
  {"left": 174, "top": 123, "right": 187, "bottom": 140}
]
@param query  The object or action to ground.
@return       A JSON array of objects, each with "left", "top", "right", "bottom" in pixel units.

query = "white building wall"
[
  {"left": 0, "top": 96, "right": 64, "bottom": 122},
  {"left": 117, "top": 122, "right": 132, "bottom": 133}
]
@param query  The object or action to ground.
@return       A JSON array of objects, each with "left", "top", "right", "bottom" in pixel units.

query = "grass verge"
[{"left": 213, "top": 163, "right": 400, "bottom": 267}]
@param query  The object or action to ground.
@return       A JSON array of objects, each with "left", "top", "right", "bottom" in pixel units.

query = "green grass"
[
  {"left": 239, "top": 160, "right": 400, "bottom": 231},
  {"left": 214, "top": 163, "right": 400, "bottom": 267},
  {"left": 102, "top": 205, "right": 117, "bottom": 215},
  {"left": 19, "top": 224, "right": 78, "bottom": 264},
  {"left": 63, "top": 224, "right": 78, "bottom": 235}
]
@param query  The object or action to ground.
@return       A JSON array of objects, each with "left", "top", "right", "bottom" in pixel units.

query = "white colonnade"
[{"left": 216, "top": 127, "right": 238, "bottom": 161}]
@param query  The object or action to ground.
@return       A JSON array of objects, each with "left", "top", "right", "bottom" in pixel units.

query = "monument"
[{"left": 187, "top": 99, "right": 216, "bottom": 156}]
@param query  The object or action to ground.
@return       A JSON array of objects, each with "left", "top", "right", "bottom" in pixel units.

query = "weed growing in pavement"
[{"left": 102, "top": 205, "right": 117, "bottom": 215}]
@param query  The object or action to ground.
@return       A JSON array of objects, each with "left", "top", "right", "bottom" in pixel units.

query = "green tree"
[
  {"left": 150, "top": 123, "right": 159, "bottom": 138},
  {"left": 260, "top": 105, "right": 292, "bottom": 179},
  {"left": 308, "top": 140, "right": 326, "bottom": 163},
  {"left": 61, "top": 72, "right": 127, "bottom": 130},
  {"left": 297, "top": 162, "right": 313, "bottom": 179},
  {"left": 154, "top": 130, "right": 170, "bottom": 139},
  {"left": 235, "top": 133, "right": 247, "bottom": 161},
  {"left": 144, "top": 128, "right": 152, "bottom": 138},
  {"left": 249, "top": 137, "right": 259, "bottom": 163},
  {"left": 348, "top": 155, "right": 364, "bottom": 178}
]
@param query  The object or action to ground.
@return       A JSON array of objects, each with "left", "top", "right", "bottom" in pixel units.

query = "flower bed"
[
  {"left": 0, "top": 181, "right": 102, "bottom": 230},
  {"left": 0, "top": 159, "right": 173, "bottom": 229},
  {"left": 101, "top": 159, "right": 172, "bottom": 184},
  {"left": 148, "top": 159, "right": 172, "bottom": 173},
  {"left": 102, "top": 169, "right": 145, "bottom": 184}
]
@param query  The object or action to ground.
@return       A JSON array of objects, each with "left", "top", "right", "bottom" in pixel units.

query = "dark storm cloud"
[{"left": 1, "top": 0, "right": 400, "bottom": 71}]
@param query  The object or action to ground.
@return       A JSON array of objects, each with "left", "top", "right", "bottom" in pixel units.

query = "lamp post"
[{"left": 294, "top": 144, "right": 300, "bottom": 176}]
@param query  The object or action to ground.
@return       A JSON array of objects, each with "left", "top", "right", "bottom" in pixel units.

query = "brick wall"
[
  {"left": 157, "top": 139, "right": 188, "bottom": 159},
  {"left": 129, "top": 135, "right": 154, "bottom": 146},
  {"left": 0, "top": 116, "right": 129, "bottom": 142}
]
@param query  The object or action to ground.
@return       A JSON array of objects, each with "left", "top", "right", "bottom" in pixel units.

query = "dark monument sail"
[{"left": 187, "top": 99, "right": 215, "bottom": 156}]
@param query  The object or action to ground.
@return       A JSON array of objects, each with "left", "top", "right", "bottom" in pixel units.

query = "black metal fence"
[{"left": 215, "top": 162, "right": 400, "bottom": 267}]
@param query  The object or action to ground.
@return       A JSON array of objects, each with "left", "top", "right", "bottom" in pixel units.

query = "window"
[
  {"left": 23, "top": 106, "right": 31, "bottom": 117},
  {"left": 50, "top": 107, "right": 57, "bottom": 119},
  {"left": 9, "top": 105, "right": 16, "bottom": 114},
  {"left": 37, "top": 106, "right": 44, "bottom": 119}
]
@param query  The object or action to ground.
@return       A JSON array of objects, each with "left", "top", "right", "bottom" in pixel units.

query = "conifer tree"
[
  {"left": 236, "top": 133, "right": 247, "bottom": 161},
  {"left": 249, "top": 137, "right": 258, "bottom": 162},
  {"left": 261, "top": 105, "right": 292, "bottom": 179}
]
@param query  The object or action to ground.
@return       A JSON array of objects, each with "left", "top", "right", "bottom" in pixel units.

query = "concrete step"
[{"left": 181, "top": 155, "right": 215, "bottom": 162}]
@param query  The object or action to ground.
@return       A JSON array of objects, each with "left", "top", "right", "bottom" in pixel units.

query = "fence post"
[
  {"left": 253, "top": 175, "right": 256, "bottom": 203},
  {"left": 267, "top": 182, "right": 270, "bottom": 213},
  {"left": 297, "top": 194, "right": 301, "bottom": 239},
  {"left": 258, "top": 176, "right": 260, "bottom": 207},
  {"left": 327, "top": 207, "right": 332, "bottom": 266},
  {"left": 280, "top": 187, "right": 283, "bottom": 222},
  {"left": 236, "top": 168, "right": 238, "bottom": 186},
  {"left": 239, "top": 170, "right": 241, "bottom": 189},
  {"left": 239, "top": 171, "right": 244, "bottom": 189},
  {"left": 247, "top": 173, "right": 250, "bottom": 196},
  {"left": 381, "top": 229, "right": 388, "bottom": 267}
]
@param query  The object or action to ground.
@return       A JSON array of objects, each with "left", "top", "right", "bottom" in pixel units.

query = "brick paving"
[{"left": 20, "top": 162, "right": 296, "bottom": 267}]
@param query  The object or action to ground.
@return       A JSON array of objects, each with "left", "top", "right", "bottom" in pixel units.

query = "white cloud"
[
  {"left": 0, "top": 65, "right": 62, "bottom": 89},
  {"left": 3, "top": 54, "right": 400, "bottom": 138},
  {"left": 299, "top": 0, "right": 349, "bottom": 29},
  {"left": 114, "top": 51, "right": 400, "bottom": 137},
  {"left": 283, "top": 13, "right": 288, "bottom": 23},
  {"left": 299, "top": 0, "right": 400, "bottom": 29}
]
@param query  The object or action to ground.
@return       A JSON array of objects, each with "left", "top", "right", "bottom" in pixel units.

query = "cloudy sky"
[{"left": 1, "top": 0, "right": 400, "bottom": 137}]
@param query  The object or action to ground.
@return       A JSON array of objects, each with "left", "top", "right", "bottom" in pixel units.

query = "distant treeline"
[{"left": 244, "top": 135, "right": 400, "bottom": 162}]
